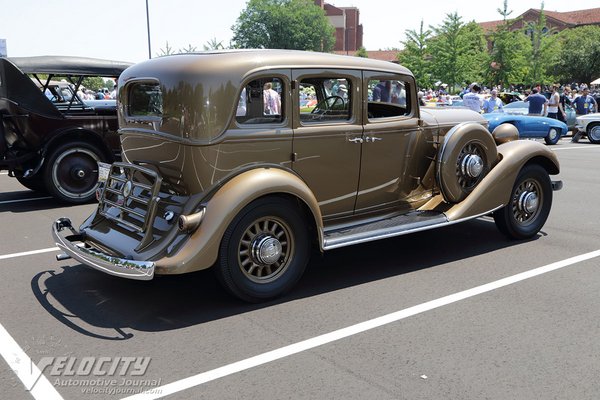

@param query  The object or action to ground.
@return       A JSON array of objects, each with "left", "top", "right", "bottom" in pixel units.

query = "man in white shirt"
[{"left": 462, "top": 82, "right": 483, "bottom": 113}]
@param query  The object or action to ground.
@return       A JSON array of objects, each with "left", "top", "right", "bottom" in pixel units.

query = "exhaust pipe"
[{"left": 178, "top": 208, "right": 206, "bottom": 232}]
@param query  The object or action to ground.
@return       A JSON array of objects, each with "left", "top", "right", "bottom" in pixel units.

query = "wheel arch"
[
  {"left": 43, "top": 128, "right": 113, "bottom": 162},
  {"left": 155, "top": 167, "right": 324, "bottom": 274},
  {"left": 524, "top": 155, "right": 559, "bottom": 175}
]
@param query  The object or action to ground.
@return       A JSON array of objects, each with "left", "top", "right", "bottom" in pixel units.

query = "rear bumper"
[
  {"left": 552, "top": 180, "right": 563, "bottom": 191},
  {"left": 52, "top": 218, "right": 155, "bottom": 280}
]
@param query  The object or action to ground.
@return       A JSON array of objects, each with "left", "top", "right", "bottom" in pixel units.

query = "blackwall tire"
[
  {"left": 216, "top": 196, "right": 310, "bottom": 302},
  {"left": 587, "top": 123, "right": 600, "bottom": 144},
  {"left": 493, "top": 164, "right": 552, "bottom": 240},
  {"left": 16, "top": 175, "right": 47, "bottom": 193},
  {"left": 44, "top": 141, "right": 105, "bottom": 204},
  {"left": 544, "top": 127, "right": 560, "bottom": 145}
]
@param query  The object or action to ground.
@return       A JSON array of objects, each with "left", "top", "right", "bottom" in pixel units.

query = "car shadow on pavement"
[{"left": 31, "top": 217, "right": 542, "bottom": 340}]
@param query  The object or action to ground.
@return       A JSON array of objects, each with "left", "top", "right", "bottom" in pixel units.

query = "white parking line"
[
  {"left": 123, "top": 249, "right": 600, "bottom": 400},
  {"left": 553, "top": 145, "right": 600, "bottom": 151},
  {"left": 0, "top": 323, "right": 64, "bottom": 400},
  {"left": 0, "top": 197, "right": 53, "bottom": 205},
  {"left": 0, "top": 247, "right": 59, "bottom": 261}
]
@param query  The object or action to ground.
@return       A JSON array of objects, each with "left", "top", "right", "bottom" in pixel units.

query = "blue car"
[{"left": 483, "top": 113, "right": 568, "bottom": 145}]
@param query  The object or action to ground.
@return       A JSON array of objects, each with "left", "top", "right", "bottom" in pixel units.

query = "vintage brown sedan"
[{"left": 53, "top": 50, "right": 562, "bottom": 301}]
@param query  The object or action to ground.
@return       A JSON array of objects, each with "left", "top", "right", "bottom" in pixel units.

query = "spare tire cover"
[{"left": 437, "top": 122, "right": 498, "bottom": 203}]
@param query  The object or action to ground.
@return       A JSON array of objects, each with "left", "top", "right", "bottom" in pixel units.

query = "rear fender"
[{"left": 155, "top": 167, "right": 323, "bottom": 274}]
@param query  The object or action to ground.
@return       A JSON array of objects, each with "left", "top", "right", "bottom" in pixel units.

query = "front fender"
[
  {"left": 155, "top": 167, "right": 323, "bottom": 274},
  {"left": 444, "top": 140, "right": 559, "bottom": 221}
]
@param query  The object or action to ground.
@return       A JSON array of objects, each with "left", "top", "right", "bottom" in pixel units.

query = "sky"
[{"left": 1, "top": 0, "right": 598, "bottom": 63}]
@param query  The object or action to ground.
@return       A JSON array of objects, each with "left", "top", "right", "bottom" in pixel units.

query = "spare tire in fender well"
[{"left": 437, "top": 122, "right": 498, "bottom": 203}]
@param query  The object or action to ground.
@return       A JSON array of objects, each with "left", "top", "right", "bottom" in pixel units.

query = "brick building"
[
  {"left": 314, "top": 0, "right": 363, "bottom": 52},
  {"left": 479, "top": 7, "right": 600, "bottom": 34}
]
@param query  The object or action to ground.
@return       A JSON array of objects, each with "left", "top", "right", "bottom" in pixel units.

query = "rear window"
[{"left": 128, "top": 82, "right": 163, "bottom": 117}]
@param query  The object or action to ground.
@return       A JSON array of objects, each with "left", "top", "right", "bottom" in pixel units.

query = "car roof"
[
  {"left": 124, "top": 49, "right": 413, "bottom": 78},
  {"left": 504, "top": 101, "right": 526, "bottom": 107},
  {"left": 6, "top": 56, "right": 132, "bottom": 76}
]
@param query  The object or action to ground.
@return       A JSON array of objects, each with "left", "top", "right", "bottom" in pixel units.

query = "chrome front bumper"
[{"left": 52, "top": 218, "right": 155, "bottom": 280}]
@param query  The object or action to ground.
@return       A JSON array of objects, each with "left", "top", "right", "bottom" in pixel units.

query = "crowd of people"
[
  {"left": 77, "top": 86, "right": 117, "bottom": 101},
  {"left": 418, "top": 82, "right": 599, "bottom": 142}
]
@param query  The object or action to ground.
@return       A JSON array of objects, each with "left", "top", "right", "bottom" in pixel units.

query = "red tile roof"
[
  {"left": 479, "top": 20, "right": 504, "bottom": 32},
  {"left": 542, "top": 8, "right": 600, "bottom": 25},
  {"left": 333, "top": 50, "right": 400, "bottom": 63},
  {"left": 479, "top": 7, "right": 600, "bottom": 32}
]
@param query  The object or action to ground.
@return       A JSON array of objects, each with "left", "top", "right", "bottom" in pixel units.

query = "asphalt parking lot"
[{"left": 1, "top": 138, "right": 600, "bottom": 400}]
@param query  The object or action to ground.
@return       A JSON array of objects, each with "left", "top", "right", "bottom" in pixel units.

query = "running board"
[{"left": 322, "top": 208, "right": 500, "bottom": 250}]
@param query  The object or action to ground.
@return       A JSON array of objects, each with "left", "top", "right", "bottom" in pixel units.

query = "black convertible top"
[{"left": 7, "top": 56, "right": 132, "bottom": 76}]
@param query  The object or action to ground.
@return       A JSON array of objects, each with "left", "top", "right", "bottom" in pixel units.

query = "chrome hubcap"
[
  {"left": 251, "top": 235, "right": 283, "bottom": 265},
  {"left": 518, "top": 191, "right": 538, "bottom": 214},
  {"left": 589, "top": 126, "right": 600, "bottom": 141},
  {"left": 456, "top": 142, "right": 486, "bottom": 191},
  {"left": 52, "top": 148, "right": 100, "bottom": 199},
  {"left": 512, "top": 179, "right": 542, "bottom": 223},
  {"left": 461, "top": 154, "right": 484, "bottom": 178},
  {"left": 238, "top": 217, "right": 293, "bottom": 283}
]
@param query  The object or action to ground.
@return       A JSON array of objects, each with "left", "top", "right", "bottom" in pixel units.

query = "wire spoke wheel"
[
  {"left": 238, "top": 216, "right": 294, "bottom": 284},
  {"left": 216, "top": 196, "right": 310, "bottom": 302},
  {"left": 455, "top": 142, "right": 486, "bottom": 192},
  {"left": 511, "top": 179, "right": 542, "bottom": 225},
  {"left": 494, "top": 164, "right": 552, "bottom": 240}
]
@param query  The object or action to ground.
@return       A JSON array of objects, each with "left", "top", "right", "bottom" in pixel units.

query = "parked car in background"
[
  {"left": 502, "top": 100, "right": 577, "bottom": 130},
  {"left": 498, "top": 92, "right": 523, "bottom": 104},
  {"left": 574, "top": 113, "right": 600, "bottom": 144},
  {"left": 53, "top": 50, "right": 561, "bottom": 302},
  {"left": 484, "top": 113, "right": 568, "bottom": 145},
  {"left": 0, "top": 56, "right": 132, "bottom": 203}
]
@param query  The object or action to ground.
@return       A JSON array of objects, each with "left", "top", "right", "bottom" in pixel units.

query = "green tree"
[
  {"left": 231, "top": 0, "right": 335, "bottom": 52},
  {"left": 460, "top": 21, "right": 488, "bottom": 85},
  {"left": 81, "top": 77, "right": 105, "bottom": 92},
  {"left": 156, "top": 41, "right": 175, "bottom": 57},
  {"left": 524, "top": 2, "right": 558, "bottom": 85},
  {"left": 555, "top": 25, "right": 600, "bottom": 83},
  {"left": 355, "top": 46, "right": 368, "bottom": 58},
  {"left": 428, "top": 13, "right": 486, "bottom": 93},
  {"left": 486, "top": 1, "right": 531, "bottom": 87},
  {"left": 179, "top": 44, "right": 198, "bottom": 53},
  {"left": 203, "top": 38, "right": 225, "bottom": 51},
  {"left": 398, "top": 20, "right": 433, "bottom": 90}
]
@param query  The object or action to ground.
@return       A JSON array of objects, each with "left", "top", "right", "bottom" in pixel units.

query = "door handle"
[
  {"left": 365, "top": 136, "right": 382, "bottom": 143},
  {"left": 348, "top": 137, "right": 363, "bottom": 144}
]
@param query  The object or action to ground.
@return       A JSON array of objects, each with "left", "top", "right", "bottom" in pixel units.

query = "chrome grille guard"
[{"left": 98, "top": 162, "right": 163, "bottom": 251}]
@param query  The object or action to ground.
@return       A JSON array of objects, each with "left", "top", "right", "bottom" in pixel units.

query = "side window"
[
  {"left": 367, "top": 78, "right": 411, "bottom": 119},
  {"left": 299, "top": 78, "right": 351, "bottom": 123},
  {"left": 128, "top": 82, "right": 163, "bottom": 117},
  {"left": 236, "top": 77, "right": 284, "bottom": 125}
]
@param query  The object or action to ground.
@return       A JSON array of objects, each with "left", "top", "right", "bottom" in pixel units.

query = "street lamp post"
[{"left": 146, "top": 0, "right": 152, "bottom": 59}]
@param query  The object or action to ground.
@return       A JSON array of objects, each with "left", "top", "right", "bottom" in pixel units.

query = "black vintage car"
[{"left": 0, "top": 56, "right": 131, "bottom": 203}]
